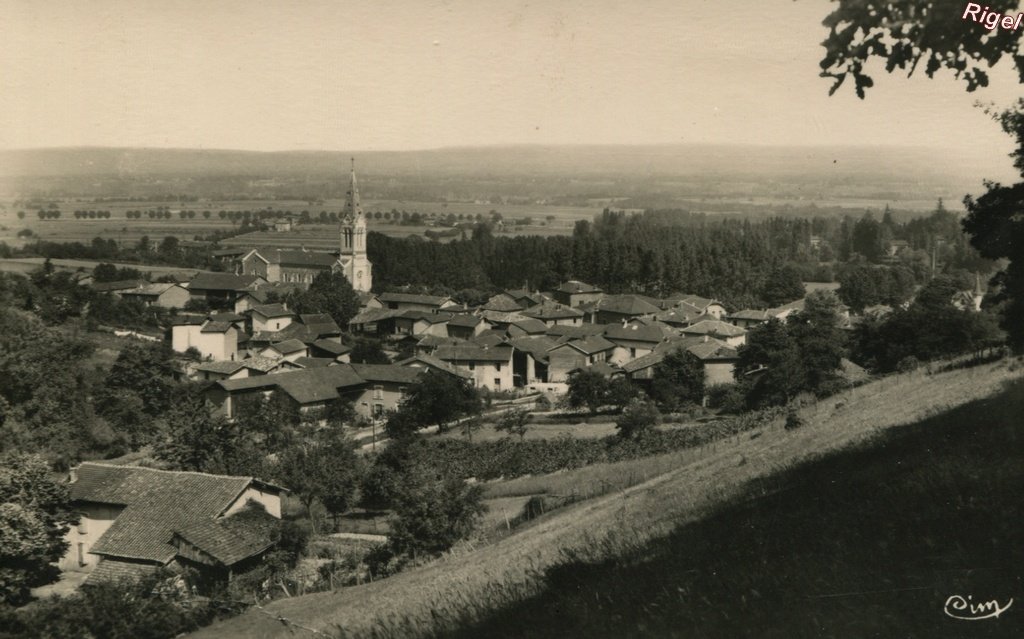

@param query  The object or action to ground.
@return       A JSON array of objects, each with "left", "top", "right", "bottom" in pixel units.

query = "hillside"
[{"left": 191, "top": 358, "right": 1024, "bottom": 639}]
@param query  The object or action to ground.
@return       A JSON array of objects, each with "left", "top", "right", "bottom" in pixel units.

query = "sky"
[{"left": 0, "top": 0, "right": 1020, "bottom": 165}]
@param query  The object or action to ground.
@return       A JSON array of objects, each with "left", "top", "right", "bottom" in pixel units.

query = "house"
[
  {"left": 274, "top": 218, "right": 293, "bottom": 232},
  {"left": 507, "top": 317, "right": 549, "bottom": 337},
  {"left": 603, "top": 323, "right": 667, "bottom": 366},
  {"left": 589, "top": 295, "right": 661, "bottom": 324},
  {"left": 679, "top": 319, "right": 748, "bottom": 347},
  {"left": 433, "top": 344, "right": 515, "bottom": 390},
  {"left": 309, "top": 338, "right": 352, "bottom": 362},
  {"left": 675, "top": 295, "right": 728, "bottom": 319},
  {"left": 170, "top": 317, "right": 240, "bottom": 361},
  {"left": 92, "top": 279, "right": 146, "bottom": 297},
  {"left": 397, "top": 353, "right": 475, "bottom": 382},
  {"left": 298, "top": 314, "right": 343, "bottom": 342},
  {"left": 622, "top": 335, "right": 740, "bottom": 389},
  {"left": 446, "top": 314, "right": 487, "bottom": 339},
  {"left": 187, "top": 273, "right": 264, "bottom": 308},
  {"left": 232, "top": 283, "right": 303, "bottom": 314},
  {"left": 208, "top": 363, "right": 425, "bottom": 421},
  {"left": 120, "top": 283, "right": 190, "bottom": 309},
  {"left": 552, "top": 280, "right": 603, "bottom": 307},
  {"left": 193, "top": 360, "right": 251, "bottom": 382},
  {"left": 522, "top": 302, "right": 585, "bottom": 327},
  {"left": 349, "top": 308, "right": 403, "bottom": 337},
  {"left": 509, "top": 335, "right": 557, "bottom": 385},
  {"left": 259, "top": 338, "right": 308, "bottom": 362},
  {"left": 653, "top": 303, "right": 705, "bottom": 328},
  {"left": 481, "top": 289, "right": 544, "bottom": 312},
  {"left": 378, "top": 292, "right": 458, "bottom": 312},
  {"left": 394, "top": 310, "right": 452, "bottom": 338},
  {"left": 768, "top": 298, "right": 806, "bottom": 323},
  {"left": 546, "top": 335, "right": 617, "bottom": 382},
  {"left": 61, "top": 463, "right": 284, "bottom": 585},
  {"left": 249, "top": 303, "right": 295, "bottom": 333},
  {"left": 727, "top": 309, "right": 771, "bottom": 329}
]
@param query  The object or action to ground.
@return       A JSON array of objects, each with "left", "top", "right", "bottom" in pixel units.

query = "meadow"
[{"left": 189, "top": 355, "right": 1024, "bottom": 639}]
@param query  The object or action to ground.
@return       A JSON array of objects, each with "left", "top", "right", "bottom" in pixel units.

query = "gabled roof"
[
  {"left": 595, "top": 295, "right": 661, "bottom": 316},
  {"left": 678, "top": 294, "right": 724, "bottom": 311},
  {"left": 310, "top": 339, "right": 352, "bottom": 356},
  {"left": 508, "top": 335, "right": 558, "bottom": 362},
  {"left": 448, "top": 314, "right": 483, "bottom": 328},
  {"left": 350, "top": 308, "right": 402, "bottom": 325},
  {"left": 249, "top": 249, "right": 337, "bottom": 268},
  {"left": 510, "top": 317, "right": 549, "bottom": 334},
  {"left": 93, "top": 279, "right": 146, "bottom": 293},
  {"left": 200, "top": 320, "right": 236, "bottom": 334},
  {"left": 768, "top": 298, "right": 806, "bottom": 316},
  {"left": 189, "top": 273, "right": 261, "bottom": 292},
  {"left": 195, "top": 361, "right": 248, "bottom": 375},
  {"left": 434, "top": 344, "right": 514, "bottom": 363},
  {"left": 620, "top": 335, "right": 738, "bottom": 373},
  {"left": 378, "top": 292, "right": 453, "bottom": 306},
  {"left": 121, "top": 282, "right": 180, "bottom": 297},
  {"left": 680, "top": 319, "right": 747, "bottom": 338},
  {"left": 265, "top": 338, "right": 306, "bottom": 354},
  {"left": 299, "top": 313, "right": 342, "bottom": 336},
  {"left": 217, "top": 364, "right": 367, "bottom": 404},
  {"left": 571, "top": 361, "right": 621, "bottom": 377},
  {"left": 478, "top": 310, "right": 529, "bottom": 324},
  {"left": 523, "top": 303, "right": 585, "bottom": 320},
  {"left": 551, "top": 335, "right": 616, "bottom": 355},
  {"left": 603, "top": 323, "right": 667, "bottom": 344},
  {"left": 556, "top": 280, "right": 601, "bottom": 294},
  {"left": 251, "top": 303, "right": 292, "bottom": 319},
  {"left": 350, "top": 363, "right": 423, "bottom": 385},
  {"left": 239, "top": 355, "right": 284, "bottom": 373},
  {"left": 472, "top": 330, "right": 510, "bottom": 348},
  {"left": 70, "top": 463, "right": 281, "bottom": 564},
  {"left": 397, "top": 354, "right": 474, "bottom": 379},
  {"left": 481, "top": 294, "right": 526, "bottom": 312},
  {"left": 209, "top": 312, "right": 245, "bottom": 323},
  {"left": 292, "top": 356, "right": 336, "bottom": 369},
  {"left": 399, "top": 310, "right": 452, "bottom": 324},
  {"left": 172, "top": 505, "right": 280, "bottom": 567},
  {"left": 545, "top": 324, "right": 608, "bottom": 339},
  {"left": 415, "top": 334, "right": 463, "bottom": 349},
  {"left": 728, "top": 309, "right": 770, "bottom": 322}
]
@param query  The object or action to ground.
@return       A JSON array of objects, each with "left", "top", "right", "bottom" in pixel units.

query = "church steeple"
[{"left": 337, "top": 157, "right": 372, "bottom": 292}]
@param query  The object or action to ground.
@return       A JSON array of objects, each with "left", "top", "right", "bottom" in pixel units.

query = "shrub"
[
  {"left": 896, "top": 355, "right": 920, "bottom": 373},
  {"left": 785, "top": 410, "right": 805, "bottom": 431}
]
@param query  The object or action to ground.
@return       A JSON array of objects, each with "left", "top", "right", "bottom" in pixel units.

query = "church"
[{"left": 240, "top": 160, "right": 373, "bottom": 292}]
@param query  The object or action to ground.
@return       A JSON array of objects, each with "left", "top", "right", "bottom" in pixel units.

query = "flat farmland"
[{"left": 0, "top": 198, "right": 599, "bottom": 248}]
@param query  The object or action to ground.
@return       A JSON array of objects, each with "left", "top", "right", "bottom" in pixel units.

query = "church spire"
[{"left": 344, "top": 157, "right": 363, "bottom": 221}]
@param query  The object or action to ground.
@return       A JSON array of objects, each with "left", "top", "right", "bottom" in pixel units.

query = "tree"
[
  {"left": 615, "top": 398, "right": 661, "bottom": 439},
  {"left": 387, "top": 460, "right": 486, "bottom": 558},
  {"left": 275, "top": 430, "right": 362, "bottom": 534},
  {"left": 385, "top": 371, "right": 481, "bottom": 438},
  {"left": 820, "top": 0, "right": 1024, "bottom": 351},
  {"left": 787, "top": 291, "right": 847, "bottom": 395},
  {"left": 0, "top": 452, "right": 76, "bottom": 605},
  {"left": 738, "top": 318, "right": 806, "bottom": 408},
  {"left": 565, "top": 369, "right": 610, "bottom": 415},
  {"left": 287, "top": 271, "right": 361, "bottom": 328},
  {"left": 495, "top": 408, "right": 530, "bottom": 441},
  {"left": 762, "top": 264, "right": 806, "bottom": 307},
  {"left": 649, "top": 348, "right": 706, "bottom": 411}
]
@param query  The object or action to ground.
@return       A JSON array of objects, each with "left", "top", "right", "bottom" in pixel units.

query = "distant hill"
[{"left": 0, "top": 144, "right": 1004, "bottom": 185}]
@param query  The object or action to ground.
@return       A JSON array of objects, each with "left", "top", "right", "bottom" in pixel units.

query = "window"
[
  {"left": 77, "top": 542, "right": 86, "bottom": 567},
  {"left": 630, "top": 348, "right": 636, "bottom": 358},
  {"left": 468, "top": 363, "right": 475, "bottom": 371},
  {"left": 373, "top": 404, "right": 384, "bottom": 418},
  {"left": 495, "top": 363, "right": 502, "bottom": 372},
  {"left": 373, "top": 385, "right": 384, "bottom": 399},
  {"left": 494, "top": 378, "right": 501, "bottom": 387}
]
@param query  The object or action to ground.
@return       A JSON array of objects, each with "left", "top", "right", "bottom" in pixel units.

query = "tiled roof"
[
  {"left": 448, "top": 314, "right": 483, "bottom": 328},
  {"left": 509, "top": 318, "right": 548, "bottom": 334},
  {"left": 728, "top": 309, "right": 770, "bottom": 321},
  {"left": 189, "top": 273, "right": 261, "bottom": 292},
  {"left": 551, "top": 335, "right": 616, "bottom": 355},
  {"left": 350, "top": 363, "right": 423, "bottom": 384},
  {"left": 603, "top": 323, "right": 667, "bottom": 344},
  {"left": 415, "top": 334, "right": 463, "bottom": 348},
  {"left": 218, "top": 365, "right": 366, "bottom": 404},
  {"left": 768, "top": 298, "right": 806, "bottom": 316},
  {"left": 310, "top": 339, "right": 352, "bottom": 356},
  {"left": 545, "top": 324, "right": 607, "bottom": 339},
  {"left": 508, "top": 335, "right": 557, "bottom": 362},
  {"left": 396, "top": 354, "right": 474, "bottom": 379},
  {"left": 595, "top": 295, "right": 661, "bottom": 316},
  {"left": 680, "top": 319, "right": 747, "bottom": 338},
  {"left": 209, "top": 312, "right": 245, "bottom": 322},
  {"left": 93, "top": 279, "right": 146, "bottom": 293},
  {"left": 267, "top": 338, "right": 307, "bottom": 354},
  {"left": 472, "top": 330, "right": 509, "bottom": 348},
  {"left": 399, "top": 310, "right": 452, "bottom": 324},
  {"left": 293, "top": 356, "right": 336, "bottom": 368},
  {"left": 478, "top": 310, "right": 529, "bottom": 324},
  {"left": 481, "top": 294, "right": 525, "bottom": 312},
  {"left": 240, "top": 355, "right": 284, "bottom": 373},
  {"left": 378, "top": 292, "right": 452, "bottom": 306},
  {"left": 70, "top": 463, "right": 278, "bottom": 564},
  {"left": 523, "top": 303, "right": 585, "bottom": 320},
  {"left": 350, "top": 308, "right": 402, "bottom": 325},
  {"left": 251, "top": 303, "right": 292, "bottom": 319},
  {"left": 86, "top": 558, "right": 157, "bottom": 584},
  {"left": 173, "top": 506, "right": 280, "bottom": 566},
  {"left": 299, "top": 313, "right": 342, "bottom": 336},
  {"left": 121, "top": 283, "right": 178, "bottom": 297},
  {"left": 620, "top": 336, "right": 738, "bottom": 373},
  {"left": 195, "top": 361, "right": 248, "bottom": 375},
  {"left": 556, "top": 280, "right": 601, "bottom": 294},
  {"left": 434, "top": 344, "right": 513, "bottom": 363},
  {"left": 200, "top": 321, "right": 235, "bottom": 333},
  {"left": 257, "top": 249, "right": 337, "bottom": 268}
]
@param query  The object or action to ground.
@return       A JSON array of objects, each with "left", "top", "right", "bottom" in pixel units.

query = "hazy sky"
[{"left": 1, "top": 0, "right": 1020, "bottom": 160}]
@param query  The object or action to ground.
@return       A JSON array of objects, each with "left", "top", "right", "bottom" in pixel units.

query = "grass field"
[{"left": 189, "top": 356, "right": 1024, "bottom": 639}]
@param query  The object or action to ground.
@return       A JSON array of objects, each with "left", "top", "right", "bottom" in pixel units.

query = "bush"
[
  {"left": 785, "top": 410, "right": 805, "bottom": 431},
  {"left": 896, "top": 355, "right": 920, "bottom": 373}
]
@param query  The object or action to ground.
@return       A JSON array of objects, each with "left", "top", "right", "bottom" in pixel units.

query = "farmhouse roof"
[
  {"left": 396, "top": 354, "right": 475, "bottom": 379},
  {"left": 349, "top": 308, "right": 402, "bottom": 325},
  {"left": 728, "top": 309, "right": 770, "bottom": 322},
  {"left": 251, "top": 303, "right": 292, "bottom": 319},
  {"left": 267, "top": 338, "right": 306, "bottom": 354},
  {"left": 350, "top": 363, "right": 423, "bottom": 385},
  {"left": 680, "top": 319, "right": 747, "bottom": 338},
  {"left": 310, "top": 339, "right": 351, "bottom": 356},
  {"left": 434, "top": 344, "right": 513, "bottom": 363},
  {"left": 299, "top": 313, "right": 342, "bottom": 336},
  {"left": 121, "top": 282, "right": 178, "bottom": 297},
  {"left": 217, "top": 365, "right": 366, "bottom": 404},
  {"left": 200, "top": 321, "right": 235, "bottom": 334},
  {"left": 552, "top": 335, "right": 616, "bottom": 355},
  {"left": 378, "top": 292, "right": 453, "bottom": 306},
  {"left": 522, "top": 303, "right": 585, "bottom": 320},
  {"left": 545, "top": 324, "right": 608, "bottom": 339},
  {"left": 447, "top": 314, "right": 483, "bottom": 328},
  {"left": 194, "top": 361, "right": 248, "bottom": 375},
  {"left": 189, "top": 273, "right": 261, "bottom": 292},
  {"left": 508, "top": 335, "right": 558, "bottom": 362},
  {"left": 595, "top": 295, "right": 661, "bottom": 316},
  {"left": 93, "top": 279, "right": 146, "bottom": 293},
  {"left": 399, "top": 310, "right": 453, "bottom": 324},
  {"left": 69, "top": 462, "right": 281, "bottom": 564},
  {"left": 256, "top": 249, "right": 337, "bottom": 268},
  {"left": 481, "top": 294, "right": 526, "bottom": 312},
  {"left": 509, "top": 317, "right": 549, "bottom": 334},
  {"left": 172, "top": 506, "right": 280, "bottom": 567},
  {"left": 603, "top": 323, "right": 667, "bottom": 344},
  {"left": 292, "top": 356, "right": 336, "bottom": 369},
  {"left": 556, "top": 280, "right": 601, "bottom": 294}
]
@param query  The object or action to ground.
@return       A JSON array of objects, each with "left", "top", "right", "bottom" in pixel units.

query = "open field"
[
  {"left": 0, "top": 257, "right": 211, "bottom": 278},
  {"left": 190, "top": 357, "right": 1024, "bottom": 639}
]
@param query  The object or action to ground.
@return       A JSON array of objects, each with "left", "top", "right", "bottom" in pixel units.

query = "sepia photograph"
[{"left": 0, "top": 1, "right": 1022, "bottom": 637}]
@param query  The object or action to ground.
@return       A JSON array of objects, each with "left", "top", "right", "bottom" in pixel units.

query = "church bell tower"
[{"left": 338, "top": 158, "right": 372, "bottom": 292}]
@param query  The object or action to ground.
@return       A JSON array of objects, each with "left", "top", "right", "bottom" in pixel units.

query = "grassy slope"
[
  {"left": 191, "top": 360, "right": 1023, "bottom": 639},
  {"left": 449, "top": 377, "right": 1024, "bottom": 639}
]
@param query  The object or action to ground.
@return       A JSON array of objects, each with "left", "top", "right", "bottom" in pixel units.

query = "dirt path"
[{"left": 192, "top": 360, "right": 1022, "bottom": 639}]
